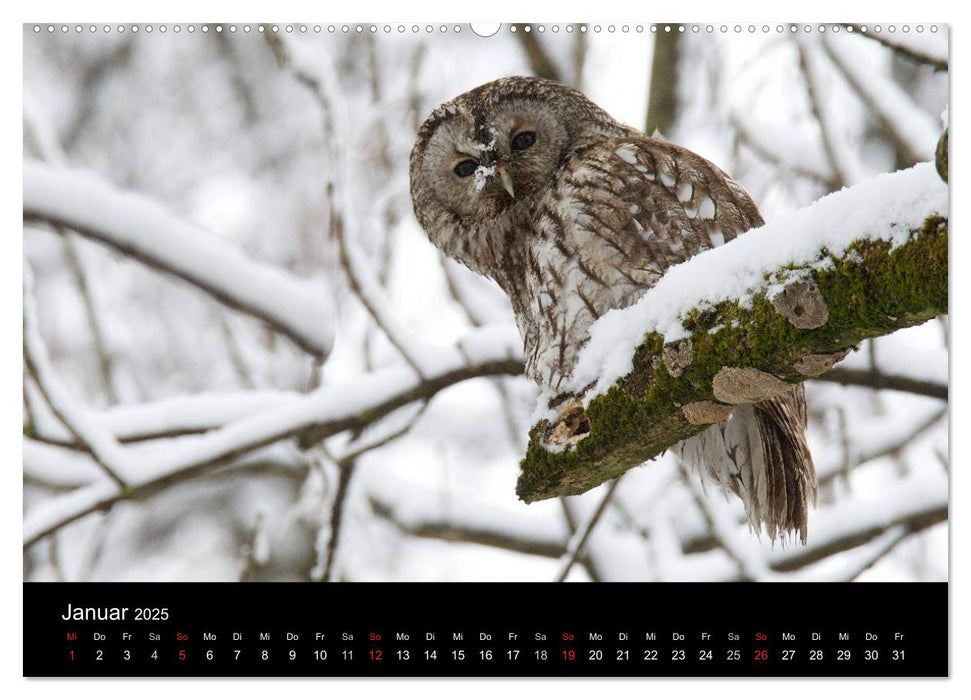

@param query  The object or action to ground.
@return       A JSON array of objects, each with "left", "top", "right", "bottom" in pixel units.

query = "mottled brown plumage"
[{"left": 410, "top": 76, "right": 816, "bottom": 542}]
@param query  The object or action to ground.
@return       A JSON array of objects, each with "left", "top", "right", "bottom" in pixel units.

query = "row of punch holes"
[{"left": 32, "top": 23, "right": 941, "bottom": 36}]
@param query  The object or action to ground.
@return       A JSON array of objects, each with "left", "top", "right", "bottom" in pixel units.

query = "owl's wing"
[
  {"left": 526, "top": 134, "right": 766, "bottom": 391},
  {"left": 540, "top": 134, "right": 816, "bottom": 542},
  {"left": 546, "top": 134, "right": 764, "bottom": 291}
]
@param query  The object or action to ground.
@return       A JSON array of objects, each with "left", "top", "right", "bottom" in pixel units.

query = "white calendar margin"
[{"left": 4, "top": 0, "right": 962, "bottom": 696}]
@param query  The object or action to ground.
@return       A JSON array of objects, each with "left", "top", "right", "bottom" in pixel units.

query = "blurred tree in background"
[{"left": 23, "top": 23, "right": 947, "bottom": 583}]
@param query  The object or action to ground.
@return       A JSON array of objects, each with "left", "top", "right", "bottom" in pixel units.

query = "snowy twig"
[
  {"left": 23, "top": 266, "right": 130, "bottom": 488},
  {"left": 28, "top": 389, "right": 301, "bottom": 449},
  {"left": 24, "top": 344, "right": 522, "bottom": 549},
  {"left": 238, "top": 513, "right": 268, "bottom": 582},
  {"left": 24, "top": 162, "right": 335, "bottom": 357},
  {"left": 519, "top": 164, "right": 947, "bottom": 503},
  {"left": 274, "top": 32, "right": 433, "bottom": 377},
  {"left": 368, "top": 466, "right": 944, "bottom": 581},
  {"left": 329, "top": 183, "right": 432, "bottom": 377},
  {"left": 440, "top": 255, "right": 524, "bottom": 449},
  {"left": 25, "top": 96, "right": 121, "bottom": 404}
]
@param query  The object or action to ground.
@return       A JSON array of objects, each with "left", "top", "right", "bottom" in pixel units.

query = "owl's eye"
[
  {"left": 511, "top": 131, "right": 537, "bottom": 151},
  {"left": 453, "top": 160, "right": 478, "bottom": 178}
]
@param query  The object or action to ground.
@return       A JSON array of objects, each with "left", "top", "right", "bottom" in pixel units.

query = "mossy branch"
[{"left": 518, "top": 214, "right": 948, "bottom": 503}]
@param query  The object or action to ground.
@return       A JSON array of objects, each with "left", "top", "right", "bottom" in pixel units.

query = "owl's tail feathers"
[
  {"left": 676, "top": 386, "right": 817, "bottom": 544},
  {"left": 752, "top": 387, "right": 817, "bottom": 543}
]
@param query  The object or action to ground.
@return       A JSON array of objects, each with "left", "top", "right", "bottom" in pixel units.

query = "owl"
[{"left": 410, "top": 76, "right": 815, "bottom": 543}]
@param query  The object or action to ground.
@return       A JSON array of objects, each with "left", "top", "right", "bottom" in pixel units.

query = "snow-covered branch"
[
  {"left": 23, "top": 162, "right": 335, "bottom": 357},
  {"left": 519, "top": 163, "right": 947, "bottom": 503},
  {"left": 23, "top": 266, "right": 130, "bottom": 488},
  {"left": 23, "top": 328, "right": 523, "bottom": 549}
]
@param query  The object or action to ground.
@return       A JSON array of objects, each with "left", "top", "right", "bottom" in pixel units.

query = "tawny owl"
[{"left": 410, "top": 76, "right": 815, "bottom": 542}]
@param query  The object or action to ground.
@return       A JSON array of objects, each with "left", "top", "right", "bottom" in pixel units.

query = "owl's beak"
[{"left": 496, "top": 165, "right": 516, "bottom": 199}]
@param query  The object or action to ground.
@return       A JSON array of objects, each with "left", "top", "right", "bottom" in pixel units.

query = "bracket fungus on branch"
[{"left": 517, "top": 213, "right": 948, "bottom": 503}]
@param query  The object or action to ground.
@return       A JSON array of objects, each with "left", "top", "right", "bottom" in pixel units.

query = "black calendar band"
[{"left": 24, "top": 582, "right": 947, "bottom": 677}]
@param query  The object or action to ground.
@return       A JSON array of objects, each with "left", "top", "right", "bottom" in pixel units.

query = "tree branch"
[
  {"left": 554, "top": 477, "right": 623, "bottom": 582},
  {"left": 512, "top": 25, "right": 562, "bottom": 83},
  {"left": 23, "top": 341, "right": 523, "bottom": 549},
  {"left": 645, "top": 29, "right": 680, "bottom": 137},
  {"left": 24, "top": 162, "right": 335, "bottom": 358},
  {"left": 813, "top": 366, "right": 947, "bottom": 400},
  {"left": 822, "top": 34, "right": 939, "bottom": 165},
  {"left": 518, "top": 164, "right": 947, "bottom": 503},
  {"left": 369, "top": 496, "right": 567, "bottom": 560},
  {"left": 23, "top": 266, "right": 130, "bottom": 489},
  {"left": 843, "top": 25, "right": 948, "bottom": 72},
  {"left": 795, "top": 38, "right": 864, "bottom": 188}
]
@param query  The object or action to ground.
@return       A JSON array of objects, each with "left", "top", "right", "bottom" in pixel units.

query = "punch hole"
[{"left": 468, "top": 22, "right": 502, "bottom": 38}]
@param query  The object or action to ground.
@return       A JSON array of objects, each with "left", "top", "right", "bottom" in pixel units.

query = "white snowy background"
[{"left": 22, "top": 23, "right": 948, "bottom": 582}]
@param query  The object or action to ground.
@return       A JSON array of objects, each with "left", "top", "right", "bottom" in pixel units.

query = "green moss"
[{"left": 517, "top": 215, "right": 948, "bottom": 502}]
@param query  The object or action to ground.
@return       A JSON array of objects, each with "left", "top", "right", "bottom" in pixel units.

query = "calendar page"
[{"left": 22, "top": 21, "right": 948, "bottom": 678}]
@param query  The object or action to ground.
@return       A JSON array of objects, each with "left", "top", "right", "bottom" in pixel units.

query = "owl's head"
[{"left": 409, "top": 77, "right": 618, "bottom": 280}]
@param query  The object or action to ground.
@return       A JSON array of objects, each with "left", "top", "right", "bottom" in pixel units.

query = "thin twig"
[
  {"left": 555, "top": 477, "right": 623, "bottom": 582},
  {"left": 272, "top": 31, "right": 430, "bottom": 377},
  {"left": 370, "top": 496, "right": 567, "bottom": 560},
  {"left": 843, "top": 25, "right": 948, "bottom": 71},
  {"left": 813, "top": 367, "right": 947, "bottom": 400},
  {"left": 25, "top": 96, "right": 122, "bottom": 405},
  {"left": 23, "top": 266, "right": 129, "bottom": 488},
  {"left": 24, "top": 355, "right": 522, "bottom": 549},
  {"left": 319, "top": 458, "right": 355, "bottom": 583},
  {"left": 822, "top": 34, "right": 939, "bottom": 165},
  {"left": 238, "top": 513, "right": 268, "bottom": 582},
  {"left": 795, "top": 38, "right": 861, "bottom": 189},
  {"left": 680, "top": 464, "right": 773, "bottom": 582},
  {"left": 839, "top": 526, "right": 913, "bottom": 581},
  {"left": 819, "top": 407, "right": 946, "bottom": 488}
]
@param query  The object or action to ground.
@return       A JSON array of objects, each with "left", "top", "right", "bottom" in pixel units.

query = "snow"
[
  {"left": 473, "top": 164, "right": 496, "bottom": 192},
  {"left": 23, "top": 162, "right": 335, "bottom": 356},
  {"left": 570, "top": 162, "right": 948, "bottom": 398},
  {"left": 35, "top": 390, "right": 300, "bottom": 444},
  {"left": 22, "top": 330, "right": 522, "bottom": 548}
]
